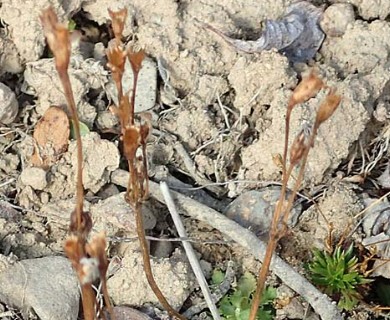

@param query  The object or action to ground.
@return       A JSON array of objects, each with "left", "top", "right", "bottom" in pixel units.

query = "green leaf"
[
  {"left": 230, "top": 290, "right": 244, "bottom": 308},
  {"left": 68, "top": 19, "right": 77, "bottom": 31},
  {"left": 261, "top": 286, "right": 277, "bottom": 305},
  {"left": 238, "top": 308, "right": 250, "bottom": 320},
  {"left": 70, "top": 120, "right": 90, "bottom": 139},
  {"left": 212, "top": 269, "right": 225, "bottom": 285},
  {"left": 237, "top": 272, "right": 257, "bottom": 297}
]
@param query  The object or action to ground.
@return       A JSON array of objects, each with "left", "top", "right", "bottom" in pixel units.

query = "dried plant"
[
  {"left": 248, "top": 73, "right": 341, "bottom": 320},
  {"left": 40, "top": 7, "right": 114, "bottom": 320},
  {"left": 106, "top": 9, "right": 185, "bottom": 320}
]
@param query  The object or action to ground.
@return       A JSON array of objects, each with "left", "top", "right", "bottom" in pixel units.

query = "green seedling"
[
  {"left": 70, "top": 119, "right": 90, "bottom": 139},
  {"left": 307, "top": 244, "right": 371, "bottom": 311},
  {"left": 68, "top": 19, "right": 77, "bottom": 31},
  {"left": 212, "top": 270, "right": 276, "bottom": 320}
]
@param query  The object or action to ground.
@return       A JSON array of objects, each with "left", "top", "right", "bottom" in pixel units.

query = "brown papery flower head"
[
  {"left": 289, "top": 71, "right": 324, "bottom": 109},
  {"left": 40, "top": 7, "right": 71, "bottom": 72}
]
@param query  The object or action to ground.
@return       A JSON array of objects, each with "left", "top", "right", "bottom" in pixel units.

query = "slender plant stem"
[
  {"left": 58, "top": 71, "right": 84, "bottom": 232},
  {"left": 81, "top": 284, "right": 96, "bottom": 320},
  {"left": 134, "top": 201, "right": 186, "bottom": 320},
  {"left": 248, "top": 164, "right": 294, "bottom": 320}
]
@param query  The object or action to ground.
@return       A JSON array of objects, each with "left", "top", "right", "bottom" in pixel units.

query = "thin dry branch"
[{"left": 160, "top": 182, "right": 221, "bottom": 320}]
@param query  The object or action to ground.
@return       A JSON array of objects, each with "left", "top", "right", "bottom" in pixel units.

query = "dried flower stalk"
[
  {"left": 41, "top": 7, "right": 114, "bottom": 320},
  {"left": 249, "top": 73, "right": 341, "bottom": 320},
  {"left": 107, "top": 9, "right": 184, "bottom": 320}
]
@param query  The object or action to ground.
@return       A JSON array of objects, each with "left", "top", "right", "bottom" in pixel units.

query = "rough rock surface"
[
  {"left": 0, "top": 82, "right": 18, "bottom": 124},
  {"left": 0, "top": 255, "right": 79, "bottom": 320}
]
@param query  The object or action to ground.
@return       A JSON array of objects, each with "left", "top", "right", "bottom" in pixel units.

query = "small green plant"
[
  {"left": 212, "top": 270, "right": 276, "bottom": 320},
  {"left": 307, "top": 244, "right": 371, "bottom": 311}
]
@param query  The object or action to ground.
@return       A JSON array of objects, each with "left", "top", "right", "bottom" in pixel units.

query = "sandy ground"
[{"left": 1, "top": 0, "right": 390, "bottom": 319}]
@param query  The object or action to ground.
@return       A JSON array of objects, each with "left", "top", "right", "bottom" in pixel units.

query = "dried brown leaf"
[{"left": 31, "top": 106, "right": 69, "bottom": 168}]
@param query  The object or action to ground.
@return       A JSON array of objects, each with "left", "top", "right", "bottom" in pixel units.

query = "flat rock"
[
  {"left": 0, "top": 255, "right": 79, "bottom": 320},
  {"left": 224, "top": 188, "right": 301, "bottom": 239},
  {"left": 105, "top": 56, "right": 157, "bottom": 113}
]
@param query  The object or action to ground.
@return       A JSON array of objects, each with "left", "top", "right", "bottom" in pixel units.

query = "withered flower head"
[
  {"left": 108, "top": 8, "right": 127, "bottom": 41},
  {"left": 79, "top": 257, "right": 100, "bottom": 285},
  {"left": 69, "top": 209, "right": 92, "bottom": 239},
  {"left": 86, "top": 232, "right": 108, "bottom": 276},
  {"left": 289, "top": 71, "right": 324, "bottom": 109},
  {"left": 315, "top": 89, "right": 341, "bottom": 126},
  {"left": 40, "top": 7, "right": 71, "bottom": 72},
  {"left": 123, "top": 126, "right": 141, "bottom": 161},
  {"left": 289, "top": 129, "right": 309, "bottom": 165},
  {"left": 127, "top": 48, "right": 145, "bottom": 75},
  {"left": 64, "top": 235, "right": 85, "bottom": 269},
  {"left": 106, "top": 41, "right": 127, "bottom": 75}
]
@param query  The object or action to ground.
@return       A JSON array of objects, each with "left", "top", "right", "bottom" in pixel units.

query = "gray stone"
[
  {"left": 0, "top": 255, "right": 79, "bottom": 320},
  {"left": 105, "top": 56, "right": 157, "bottom": 113},
  {"left": 224, "top": 188, "right": 302, "bottom": 239},
  {"left": 0, "top": 83, "right": 18, "bottom": 125}
]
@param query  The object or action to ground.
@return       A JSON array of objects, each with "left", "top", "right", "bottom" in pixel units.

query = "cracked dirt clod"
[
  {"left": 241, "top": 74, "right": 371, "bottom": 187},
  {"left": 320, "top": 3, "right": 355, "bottom": 38},
  {"left": 107, "top": 243, "right": 195, "bottom": 310},
  {"left": 69, "top": 132, "right": 120, "bottom": 193},
  {"left": 330, "top": 0, "right": 390, "bottom": 20},
  {"left": 322, "top": 20, "right": 390, "bottom": 75},
  {"left": 0, "top": 0, "right": 83, "bottom": 63},
  {"left": 0, "top": 255, "right": 79, "bottom": 320},
  {"left": 228, "top": 51, "right": 296, "bottom": 115},
  {"left": 20, "top": 167, "right": 47, "bottom": 190},
  {"left": 23, "top": 56, "right": 103, "bottom": 119},
  {"left": 0, "top": 82, "right": 18, "bottom": 124}
]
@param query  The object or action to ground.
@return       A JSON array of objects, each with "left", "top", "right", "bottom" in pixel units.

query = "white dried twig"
[{"left": 160, "top": 181, "right": 221, "bottom": 320}]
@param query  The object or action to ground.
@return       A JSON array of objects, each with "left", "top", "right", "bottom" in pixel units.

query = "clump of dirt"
[{"left": 107, "top": 242, "right": 196, "bottom": 311}]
